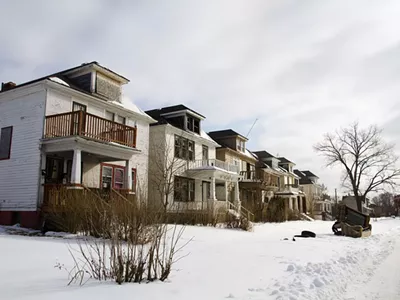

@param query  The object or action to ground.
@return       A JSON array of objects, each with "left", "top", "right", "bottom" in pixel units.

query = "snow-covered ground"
[{"left": 1, "top": 218, "right": 400, "bottom": 300}]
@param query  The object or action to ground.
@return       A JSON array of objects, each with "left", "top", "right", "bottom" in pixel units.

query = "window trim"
[
  {"left": 0, "top": 126, "right": 13, "bottom": 161},
  {"left": 174, "top": 135, "right": 195, "bottom": 161},
  {"left": 100, "top": 163, "right": 137, "bottom": 192},
  {"left": 174, "top": 176, "right": 195, "bottom": 202}
]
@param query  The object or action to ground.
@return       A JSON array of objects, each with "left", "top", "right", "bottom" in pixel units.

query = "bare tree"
[
  {"left": 148, "top": 133, "right": 188, "bottom": 211},
  {"left": 314, "top": 122, "right": 400, "bottom": 211}
]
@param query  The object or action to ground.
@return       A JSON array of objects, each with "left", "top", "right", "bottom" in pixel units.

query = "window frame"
[
  {"left": 174, "top": 135, "right": 195, "bottom": 161},
  {"left": 174, "top": 176, "right": 195, "bottom": 202},
  {"left": 0, "top": 126, "right": 13, "bottom": 161},
  {"left": 100, "top": 163, "right": 137, "bottom": 192}
]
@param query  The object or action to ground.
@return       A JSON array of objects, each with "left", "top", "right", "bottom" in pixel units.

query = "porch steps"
[
  {"left": 228, "top": 209, "right": 241, "bottom": 219},
  {"left": 299, "top": 213, "right": 314, "bottom": 222}
]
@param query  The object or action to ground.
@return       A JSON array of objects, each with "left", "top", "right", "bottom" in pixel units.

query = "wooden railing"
[
  {"left": 240, "top": 170, "right": 279, "bottom": 187},
  {"left": 45, "top": 111, "right": 137, "bottom": 148}
]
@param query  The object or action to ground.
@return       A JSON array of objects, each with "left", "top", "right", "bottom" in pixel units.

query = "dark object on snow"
[
  {"left": 294, "top": 230, "right": 316, "bottom": 238},
  {"left": 292, "top": 230, "right": 316, "bottom": 241},
  {"left": 332, "top": 205, "right": 372, "bottom": 238}
]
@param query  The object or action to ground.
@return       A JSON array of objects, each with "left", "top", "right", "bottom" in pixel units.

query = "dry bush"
[
  {"left": 47, "top": 187, "right": 191, "bottom": 285},
  {"left": 265, "top": 197, "right": 287, "bottom": 222},
  {"left": 287, "top": 209, "right": 301, "bottom": 221}
]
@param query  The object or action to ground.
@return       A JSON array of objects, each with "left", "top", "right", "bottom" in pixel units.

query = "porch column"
[
  {"left": 71, "top": 149, "right": 82, "bottom": 185},
  {"left": 234, "top": 180, "right": 240, "bottom": 204},
  {"left": 299, "top": 197, "right": 303, "bottom": 213},
  {"left": 225, "top": 182, "right": 229, "bottom": 201},
  {"left": 294, "top": 197, "right": 299, "bottom": 211},
  {"left": 210, "top": 176, "right": 217, "bottom": 200},
  {"left": 288, "top": 197, "right": 293, "bottom": 210},
  {"left": 124, "top": 160, "right": 133, "bottom": 191},
  {"left": 38, "top": 152, "right": 47, "bottom": 206}
]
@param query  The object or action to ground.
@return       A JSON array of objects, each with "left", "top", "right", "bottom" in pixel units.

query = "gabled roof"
[
  {"left": 252, "top": 150, "right": 276, "bottom": 159},
  {"left": 277, "top": 157, "right": 294, "bottom": 164},
  {"left": 208, "top": 129, "right": 248, "bottom": 141}
]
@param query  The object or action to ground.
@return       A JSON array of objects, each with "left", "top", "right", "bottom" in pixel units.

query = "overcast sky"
[{"left": 1, "top": 0, "right": 400, "bottom": 196}]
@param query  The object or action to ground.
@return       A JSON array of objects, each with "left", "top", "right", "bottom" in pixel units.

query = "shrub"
[{"left": 265, "top": 197, "right": 287, "bottom": 222}]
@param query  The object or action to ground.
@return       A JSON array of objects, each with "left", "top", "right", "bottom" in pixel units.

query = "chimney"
[{"left": 1, "top": 81, "right": 17, "bottom": 92}]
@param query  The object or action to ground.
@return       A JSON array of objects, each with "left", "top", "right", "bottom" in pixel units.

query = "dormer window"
[
  {"left": 186, "top": 116, "right": 200, "bottom": 134},
  {"left": 237, "top": 139, "right": 245, "bottom": 152}
]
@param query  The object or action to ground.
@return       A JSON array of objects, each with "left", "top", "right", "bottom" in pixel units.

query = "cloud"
[{"left": 1, "top": 0, "right": 400, "bottom": 195}]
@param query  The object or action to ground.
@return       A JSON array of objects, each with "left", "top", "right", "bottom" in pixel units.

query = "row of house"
[{"left": 0, "top": 62, "right": 328, "bottom": 228}]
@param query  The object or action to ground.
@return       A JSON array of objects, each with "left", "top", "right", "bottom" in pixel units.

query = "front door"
[{"left": 45, "top": 157, "right": 64, "bottom": 184}]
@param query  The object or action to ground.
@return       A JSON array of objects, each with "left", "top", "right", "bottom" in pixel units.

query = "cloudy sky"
[{"left": 1, "top": 0, "right": 400, "bottom": 196}]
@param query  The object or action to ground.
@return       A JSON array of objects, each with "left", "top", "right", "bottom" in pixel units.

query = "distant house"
[
  {"left": 208, "top": 130, "right": 280, "bottom": 217},
  {"left": 252, "top": 151, "right": 307, "bottom": 215},
  {"left": 294, "top": 170, "right": 331, "bottom": 219},
  {"left": 0, "top": 62, "right": 155, "bottom": 228},
  {"left": 145, "top": 105, "right": 242, "bottom": 217},
  {"left": 342, "top": 196, "right": 373, "bottom": 215}
]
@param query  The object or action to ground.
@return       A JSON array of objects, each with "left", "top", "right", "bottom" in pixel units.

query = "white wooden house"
[
  {"left": 0, "top": 62, "right": 155, "bottom": 228},
  {"left": 145, "top": 105, "right": 243, "bottom": 216}
]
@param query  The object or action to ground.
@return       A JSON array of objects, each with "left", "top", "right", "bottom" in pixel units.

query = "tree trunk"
[{"left": 355, "top": 195, "right": 363, "bottom": 212}]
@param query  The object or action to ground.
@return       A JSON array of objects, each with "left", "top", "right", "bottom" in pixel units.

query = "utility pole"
[{"left": 335, "top": 188, "right": 338, "bottom": 205}]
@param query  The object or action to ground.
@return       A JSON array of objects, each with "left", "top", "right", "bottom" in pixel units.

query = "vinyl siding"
[{"left": 0, "top": 86, "right": 46, "bottom": 210}]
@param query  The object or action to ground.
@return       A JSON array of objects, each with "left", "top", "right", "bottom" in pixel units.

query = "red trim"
[
  {"left": 0, "top": 126, "right": 13, "bottom": 161},
  {"left": 100, "top": 163, "right": 136, "bottom": 192}
]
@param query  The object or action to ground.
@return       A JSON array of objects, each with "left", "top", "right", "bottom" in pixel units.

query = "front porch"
[
  {"left": 40, "top": 138, "right": 139, "bottom": 209},
  {"left": 167, "top": 165, "right": 243, "bottom": 217}
]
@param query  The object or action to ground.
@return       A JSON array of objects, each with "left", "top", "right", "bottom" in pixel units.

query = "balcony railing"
[
  {"left": 45, "top": 111, "right": 137, "bottom": 148},
  {"left": 240, "top": 170, "right": 280, "bottom": 187},
  {"left": 186, "top": 159, "right": 240, "bottom": 174}
]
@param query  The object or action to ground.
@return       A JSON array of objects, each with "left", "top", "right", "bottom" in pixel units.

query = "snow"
[
  {"left": 1, "top": 219, "right": 400, "bottom": 300},
  {"left": 49, "top": 77, "right": 69, "bottom": 87}
]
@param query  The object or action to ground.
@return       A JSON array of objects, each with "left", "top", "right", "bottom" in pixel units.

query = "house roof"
[
  {"left": 208, "top": 129, "right": 248, "bottom": 141},
  {"left": 277, "top": 157, "right": 294, "bottom": 164},
  {"left": 302, "top": 170, "right": 319, "bottom": 178},
  {"left": 294, "top": 169, "right": 314, "bottom": 184},
  {"left": 0, "top": 61, "right": 129, "bottom": 95},
  {"left": 146, "top": 104, "right": 205, "bottom": 119},
  {"left": 252, "top": 150, "right": 276, "bottom": 159}
]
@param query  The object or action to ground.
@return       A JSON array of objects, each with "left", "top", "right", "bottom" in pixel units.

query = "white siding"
[
  {"left": 46, "top": 88, "right": 151, "bottom": 196},
  {"left": 0, "top": 86, "right": 46, "bottom": 211}
]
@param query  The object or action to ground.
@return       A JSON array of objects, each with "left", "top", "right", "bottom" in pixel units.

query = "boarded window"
[
  {"left": 0, "top": 126, "right": 13, "bottom": 160},
  {"left": 95, "top": 75, "right": 121, "bottom": 101}
]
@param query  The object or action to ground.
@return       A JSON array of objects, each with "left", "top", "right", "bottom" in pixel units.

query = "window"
[
  {"left": 174, "top": 176, "right": 195, "bottom": 202},
  {"left": 0, "top": 126, "right": 13, "bottom": 160},
  {"left": 202, "top": 145, "right": 208, "bottom": 161},
  {"left": 116, "top": 115, "right": 126, "bottom": 125},
  {"left": 186, "top": 116, "right": 200, "bottom": 134},
  {"left": 105, "top": 111, "right": 115, "bottom": 121},
  {"left": 72, "top": 102, "right": 87, "bottom": 112},
  {"left": 101, "top": 166, "right": 113, "bottom": 189},
  {"left": 236, "top": 139, "right": 245, "bottom": 152},
  {"left": 100, "top": 163, "right": 137, "bottom": 191},
  {"left": 174, "top": 135, "right": 195, "bottom": 160},
  {"left": 114, "top": 168, "right": 124, "bottom": 189}
]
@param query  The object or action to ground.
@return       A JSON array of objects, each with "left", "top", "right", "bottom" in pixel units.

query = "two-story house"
[
  {"left": 207, "top": 130, "right": 280, "bottom": 217},
  {"left": 252, "top": 151, "right": 307, "bottom": 214},
  {"left": 0, "top": 62, "right": 155, "bottom": 228},
  {"left": 294, "top": 169, "right": 334, "bottom": 218},
  {"left": 145, "top": 106, "right": 241, "bottom": 217}
]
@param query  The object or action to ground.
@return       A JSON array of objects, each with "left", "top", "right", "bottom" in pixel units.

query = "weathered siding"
[{"left": 0, "top": 86, "right": 46, "bottom": 211}]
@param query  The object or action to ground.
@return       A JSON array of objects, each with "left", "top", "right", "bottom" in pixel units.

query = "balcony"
[
  {"left": 44, "top": 111, "right": 137, "bottom": 148},
  {"left": 186, "top": 159, "right": 240, "bottom": 174},
  {"left": 240, "top": 170, "right": 279, "bottom": 187}
]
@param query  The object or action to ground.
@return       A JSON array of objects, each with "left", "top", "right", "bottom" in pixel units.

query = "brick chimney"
[{"left": 1, "top": 81, "right": 17, "bottom": 92}]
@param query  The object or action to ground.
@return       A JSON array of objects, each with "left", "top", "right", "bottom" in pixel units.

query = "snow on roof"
[
  {"left": 109, "top": 96, "right": 155, "bottom": 123},
  {"left": 49, "top": 77, "right": 69, "bottom": 87},
  {"left": 188, "top": 165, "right": 239, "bottom": 176},
  {"left": 244, "top": 149, "right": 258, "bottom": 160}
]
